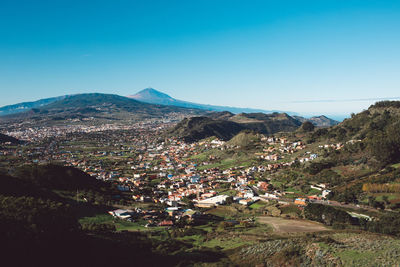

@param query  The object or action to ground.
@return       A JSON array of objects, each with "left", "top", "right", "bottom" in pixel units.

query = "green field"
[{"left": 249, "top": 201, "right": 268, "bottom": 210}]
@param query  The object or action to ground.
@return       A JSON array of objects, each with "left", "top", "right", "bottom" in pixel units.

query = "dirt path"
[{"left": 257, "top": 216, "right": 329, "bottom": 233}]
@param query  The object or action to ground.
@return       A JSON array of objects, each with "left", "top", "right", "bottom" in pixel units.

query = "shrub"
[{"left": 304, "top": 203, "right": 359, "bottom": 226}]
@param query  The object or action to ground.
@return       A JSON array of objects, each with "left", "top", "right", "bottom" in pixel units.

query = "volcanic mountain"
[
  {"left": 0, "top": 96, "right": 68, "bottom": 116},
  {"left": 1, "top": 89, "right": 339, "bottom": 127},
  {"left": 128, "top": 88, "right": 294, "bottom": 115},
  {"left": 0, "top": 93, "right": 206, "bottom": 124}
]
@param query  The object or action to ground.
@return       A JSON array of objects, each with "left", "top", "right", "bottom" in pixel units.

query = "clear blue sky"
[{"left": 1, "top": 0, "right": 400, "bottom": 119}]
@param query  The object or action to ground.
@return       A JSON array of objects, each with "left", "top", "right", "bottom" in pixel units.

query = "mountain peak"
[
  {"left": 128, "top": 88, "right": 174, "bottom": 101},
  {"left": 127, "top": 88, "right": 294, "bottom": 114}
]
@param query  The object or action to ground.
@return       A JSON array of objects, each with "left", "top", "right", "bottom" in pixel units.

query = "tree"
[
  {"left": 382, "top": 195, "right": 390, "bottom": 206},
  {"left": 336, "top": 127, "right": 347, "bottom": 141},
  {"left": 225, "top": 196, "right": 234, "bottom": 205},
  {"left": 368, "top": 196, "right": 374, "bottom": 206},
  {"left": 307, "top": 160, "right": 334, "bottom": 175},
  {"left": 300, "top": 121, "right": 315, "bottom": 132},
  {"left": 216, "top": 221, "right": 232, "bottom": 231},
  {"left": 181, "top": 197, "right": 195, "bottom": 209},
  {"left": 368, "top": 121, "right": 400, "bottom": 166},
  {"left": 335, "top": 189, "right": 358, "bottom": 204},
  {"left": 304, "top": 203, "right": 358, "bottom": 226},
  {"left": 291, "top": 159, "right": 300, "bottom": 168}
]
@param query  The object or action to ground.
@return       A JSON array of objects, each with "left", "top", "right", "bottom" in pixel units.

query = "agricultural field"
[{"left": 257, "top": 216, "right": 329, "bottom": 233}]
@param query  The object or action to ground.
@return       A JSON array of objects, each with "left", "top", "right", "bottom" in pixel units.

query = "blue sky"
[{"left": 1, "top": 0, "right": 400, "bottom": 119}]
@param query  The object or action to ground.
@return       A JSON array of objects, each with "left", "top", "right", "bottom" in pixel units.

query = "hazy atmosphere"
[{"left": 1, "top": 0, "right": 400, "bottom": 119}]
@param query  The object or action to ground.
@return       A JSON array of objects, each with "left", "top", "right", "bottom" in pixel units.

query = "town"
[{"left": 0, "top": 119, "right": 350, "bottom": 228}]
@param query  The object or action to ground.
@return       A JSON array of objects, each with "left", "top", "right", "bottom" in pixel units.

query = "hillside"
[
  {"left": 39, "top": 93, "right": 201, "bottom": 115},
  {"left": 0, "top": 133, "right": 21, "bottom": 144},
  {"left": 227, "top": 131, "right": 261, "bottom": 148},
  {"left": 167, "top": 116, "right": 246, "bottom": 142},
  {"left": 205, "top": 111, "right": 235, "bottom": 120},
  {"left": 287, "top": 100, "right": 400, "bottom": 206},
  {"left": 228, "top": 112, "right": 302, "bottom": 134},
  {"left": 128, "top": 88, "right": 294, "bottom": 115},
  {"left": 0, "top": 164, "right": 194, "bottom": 266},
  {"left": 0, "top": 93, "right": 205, "bottom": 124},
  {"left": 294, "top": 115, "right": 339, "bottom": 127},
  {"left": 0, "top": 164, "right": 112, "bottom": 200},
  {"left": 0, "top": 95, "right": 67, "bottom": 116},
  {"left": 310, "top": 100, "right": 400, "bottom": 151},
  {"left": 305, "top": 101, "right": 400, "bottom": 167},
  {"left": 168, "top": 112, "right": 302, "bottom": 142}
]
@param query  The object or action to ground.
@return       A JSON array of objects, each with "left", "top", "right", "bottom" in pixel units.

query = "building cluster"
[{"left": 0, "top": 120, "right": 336, "bottom": 227}]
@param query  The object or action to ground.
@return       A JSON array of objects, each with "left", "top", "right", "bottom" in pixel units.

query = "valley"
[
  {"left": 1, "top": 96, "right": 400, "bottom": 266},
  {"left": 3, "top": 1, "right": 397, "bottom": 265}
]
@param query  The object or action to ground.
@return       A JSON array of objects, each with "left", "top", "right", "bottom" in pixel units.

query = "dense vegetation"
[
  {"left": 305, "top": 203, "right": 359, "bottom": 226},
  {"left": 309, "top": 101, "right": 400, "bottom": 167},
  {"left": 305, "top": 203, "right": 400, "bottom": 236},
  {"left": 298, "top": 101, "right": 400, "bottom": 206}
]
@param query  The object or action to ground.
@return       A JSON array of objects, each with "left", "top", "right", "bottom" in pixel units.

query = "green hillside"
[
  {"left": 167, "top": 116, "right": 246, "bottom": 142},
  {"left": 0, "top": 93, "right": 206, "bottom": 125},
  {"left": 168, "top": 112, "right": 303, "bottom": 143}
]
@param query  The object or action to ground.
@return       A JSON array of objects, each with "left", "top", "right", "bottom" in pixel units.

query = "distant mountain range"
[
  {"left": 0, "top": 88, "right": 339, "bottom": 127},
  {"left": 128, "top": 89, "right": 338, "bottom": 126},
  {"left": 0, "top": 96, "right": 68, "bottom": 116},
  {"left": 0, "top": 93, "right": 205, "bottom": 124},
  {"left": 128, "top": 88, "right": 297, "bottom": 115}
]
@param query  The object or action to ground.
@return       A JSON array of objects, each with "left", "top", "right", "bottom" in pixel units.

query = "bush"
[
  {"left": 368, "top": 122, "right": 400, "bottom": 166},
  {"left": 300, "top": 121, "right": 315, "bottom": 132},
  {"left": 306, "top": 160, "right": 335, "bottom": 175},
  {"left": 365, "top": 213, "right": 400, "bottom": 236},
  {"left": 304, "top": 203, "right": 359, "bottom": 226}
]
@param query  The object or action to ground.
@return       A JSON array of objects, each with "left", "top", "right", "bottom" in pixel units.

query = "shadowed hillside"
[
  {"left": 167, "top": 116, "right": 246, "bottom": 142},
  {"left": 168, "top": 112, "right": 302, "bottom": 142},
  {"left": 0, "top": 133, "right": 21, "bottom": 144},
  {"left": 228, "top": 112, "right": 302, "bottom": 134}
]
